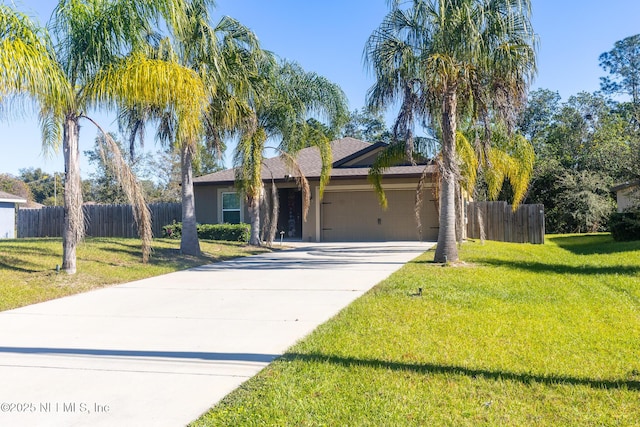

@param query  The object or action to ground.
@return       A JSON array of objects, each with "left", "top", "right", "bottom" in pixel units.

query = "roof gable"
[{"left": 332, "top": 142, "right": 387, "bottom": 168}]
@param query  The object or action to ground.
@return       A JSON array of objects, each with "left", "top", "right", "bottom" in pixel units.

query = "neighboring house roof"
[
  {"left": 611, "top": 180, "right": 640, "bottom": 193},
  {"left": 0, "top": 191, "right": 27, "bottom": 204},
  {"left": 194, "top": 137, "right": 436, "bottom": 185}
]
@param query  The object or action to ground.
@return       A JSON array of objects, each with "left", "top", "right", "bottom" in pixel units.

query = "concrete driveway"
[{"left": 0, "top": 242, "right": 433, "bottom": 427}]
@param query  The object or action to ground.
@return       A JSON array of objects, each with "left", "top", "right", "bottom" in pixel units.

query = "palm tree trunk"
[
  {"left": 434, "top": 87, "right": 460, "bottom": 263},
  {"left": 455, "top": 181, "right": 465, "bottom": 242},
  {"left": 180, "top": 143, "right": 201, "bottom": 256},
  {"left": 62, "top": 116, "right": 84, "bottom": 274},
  {"left": 248, "top": 191, "right": 262, "bottom": 246}
]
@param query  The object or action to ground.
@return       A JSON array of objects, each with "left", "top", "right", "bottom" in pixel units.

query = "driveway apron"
[{"left": 0, "top": 242, "right": 432, "bottom": 427}]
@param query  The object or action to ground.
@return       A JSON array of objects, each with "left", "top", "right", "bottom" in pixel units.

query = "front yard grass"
[
  {"left": 192, "top": 234, "right": 640, "bottom": 426},
  {"left": 0, "top": 237, "right": 269, "bottom": 312}
]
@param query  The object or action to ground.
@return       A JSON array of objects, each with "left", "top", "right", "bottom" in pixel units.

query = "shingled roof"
[
  {"left": 611, "top": 179, "right": 640, "bottom": 193},
  {"left": 0, "top": 191, "right": 27, "bottom": 204},
  {"left": 194, "top": 137, "right": 435, "bottom": 185}
]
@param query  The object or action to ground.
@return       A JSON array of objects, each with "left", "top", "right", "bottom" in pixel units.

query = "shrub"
[
  {"left": 162, "top": 221, "right": 182, "bottom": 239},
  {"left": 609, "top": 209, "right": 640, "bottom": 241},
  {"left": 197, "top": 223, "right": 250, "bottom": 242},
  {"left": 162, "top": 222, "right": 250, "bottom": 243}
]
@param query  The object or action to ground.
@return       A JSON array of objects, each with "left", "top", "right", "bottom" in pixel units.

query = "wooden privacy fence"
[
  {"left": 467, "top": 201, "right": 545, "bottom": 244},
  {"left": 17, "top": 203, "right": 181, "bottom": 239}
]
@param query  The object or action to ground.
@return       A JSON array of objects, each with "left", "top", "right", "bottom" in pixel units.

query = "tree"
[
  {"left": 0, "top": 174, "right": 32, "bottom": 202},
  {"left": 517, "top": 88, "right": 561, "bottom": 149},
  {"left": 145, "top": 150, "right": 182, "bottom": 203},
  {"left": 533, "top": 92, "right": 635, "bottom": 179},
  {"left": 84, "top": 134, "right": 184, "bottom": 204},
  {"left": 84, "top": 133, "right": 167, "bottom": 204},
  {"left": 235, "top": 60, "right": 348, "bottom": 245},
  {"left": 600, "top": 34, "right": 640, "bottom": 105},
  {"left": 366, "top": 0, "right": 537, "bottom": 262},
  {"left": 555, "top": 170, "right": 615, "bottom": 233},
  {"left": 88, "top": 52, "right": 209, "bottom": 262},
  {"left": 84, "top": 135, "right": 127, "bottom": 204},
  {"left": 342, "top": 108, "right": 391, "bottom": 142},
  {"left": 117, "top": 0, "right": 265, "bottom": 256},
  {"left": 19, "top": 168, "right": 63, "bottom": 205},
  {"left": 458, "top": 126, "right": 534, "bottom": 208},
  {"left": 599, "top": 34, "right": 640, "bottom": 177},
  {"left": 0, "top": 2, "right": 190, "bottom": 273},
  {"left": 520, "top": 90, "right": 638, "bottom": 233}
]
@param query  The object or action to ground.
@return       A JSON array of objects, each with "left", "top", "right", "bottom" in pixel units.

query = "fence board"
[
  {"left": 467, "top": 201, "right": 545, "bottom": 244},
  {"left": 17, "top": 203, "right": 181, "bottom": 239}
]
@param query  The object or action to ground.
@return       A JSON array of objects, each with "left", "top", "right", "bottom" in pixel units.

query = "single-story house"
[
  {"left": 193, "top": 137, "right": 440, "bottom": 242},
  {"left": 611, "top": 180, "right": 640, "bottom": 212},
  {"left": 0, "top": 191, "right": 27, "bottom": 239}
]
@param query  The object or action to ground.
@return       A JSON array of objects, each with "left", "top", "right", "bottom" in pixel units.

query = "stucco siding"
[{"left": 194, "top": 185, "right": 218, "bottom": 224}]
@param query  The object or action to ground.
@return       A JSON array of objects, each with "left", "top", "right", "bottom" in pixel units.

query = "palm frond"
[
  {"left": 85, "top": 53, "right": 207, "bottom": 148},
  {"left": 368, "top": 142, "right": 408, "bottom": 208},
  {"left": 38, "top": 111, "right": 63, "bottom": 154},
  {"left": 456, "top": 131, "right": 478, "bottom": 195},
  {"left": 85, "top": 116, "right": 153, "bottom": 262},
  {"left": 480, "top": 128, "right": 534, "bottom": 209},
  {"left": 366, "top": 0, "right": 537, "bottom": 134},
  {"left": 0, "top": 6, "right": 71, "bottom": 120},
  {"left": 50, "top": 0, "right": 191, "bottom": 85},
  {"left": 234, "top": 59, "right": 347, "bottom": 225}
]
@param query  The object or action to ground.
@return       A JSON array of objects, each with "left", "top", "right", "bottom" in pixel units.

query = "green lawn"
[
  {"left": 0, "top": 237, "right": 269, "bottom": 312},
  {"left": 192, "top": 234, "right": 640, "bottom": 426}
]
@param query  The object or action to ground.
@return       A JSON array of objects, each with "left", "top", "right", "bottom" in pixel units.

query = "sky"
[{"left": 2, "top": 0, "right": 640, "bottom": 179}]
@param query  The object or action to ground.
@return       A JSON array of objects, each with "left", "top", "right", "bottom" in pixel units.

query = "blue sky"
[{"left": 2, "top": 0, "right": 640, "bottom": 177}]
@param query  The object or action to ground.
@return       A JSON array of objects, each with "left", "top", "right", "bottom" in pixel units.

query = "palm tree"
[
  {"left": 0, "top": 1, "right": 190, "bottom": 273},
  {"left": 119, "top": 0, "right": 265, "bottom": 256},
  {"left": 235, "top": 60, "right": 348, "bottom": 245},
  {"left": 365, "top": 0, "right": 537, "bottom": 262},
  {"left": 458, "top": 127, "right": 535, "bottom": 209}
]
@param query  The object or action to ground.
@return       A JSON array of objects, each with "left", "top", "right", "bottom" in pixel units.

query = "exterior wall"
[
  {"left": 617, "top": 186, "right": 639, "bottom": 212},
  {"left": 0, "top": 202, "right": 16, "bottom": 239},
  {"left": 195, "top": 183, "right": 300, "bottom": 226},
  {"left": 195, "top": 185, "right": 250, "bottom": 224},
  {"left": 194, "top": 177, "right": 438, "bottom": 242},
  {"left": 195, "top": 185, "right": 218, "bottom": 223}
]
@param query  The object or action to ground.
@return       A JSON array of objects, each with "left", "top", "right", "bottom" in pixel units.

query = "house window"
[{"left": 222, "top": 192, "right": 241, "bottom": 224}]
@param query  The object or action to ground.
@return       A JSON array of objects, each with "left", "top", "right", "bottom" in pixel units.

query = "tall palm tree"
[
  {"left": 235, "top": 60, "right": 348, "bottom": 245},
  {"left": 0, "top": 1, "right": 190, "bottom": 273},
  {"left": 366, "top": 0, "right": 537, "bottom": 262},
  {"left": 119, "top": 0, "right": 265, "bottom": 256}
]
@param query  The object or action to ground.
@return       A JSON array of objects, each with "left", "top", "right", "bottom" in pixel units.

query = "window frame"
[{"left": 220, "top": 191, "right": 243, "bottom": 224}]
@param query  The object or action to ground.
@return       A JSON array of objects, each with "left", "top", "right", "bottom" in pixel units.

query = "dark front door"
[{"left": 278, "top": 189, "right": 302, "bottom": 238}]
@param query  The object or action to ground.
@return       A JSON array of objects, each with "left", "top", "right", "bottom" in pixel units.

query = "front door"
[{"left": 278, "top": 189, "right": 302, "bottom": 238}]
